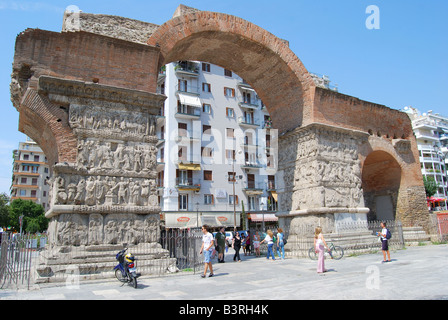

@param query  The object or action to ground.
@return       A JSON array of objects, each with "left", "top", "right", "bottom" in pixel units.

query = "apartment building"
[
  {"left": 156, "top": 61, "right": 279, "bottom": 229},
  {"left": 404, "top": 107, "right": 448, "bottom": 209},
  {"left": 10, "top": 138, "right": 51, "bottom": 210}
]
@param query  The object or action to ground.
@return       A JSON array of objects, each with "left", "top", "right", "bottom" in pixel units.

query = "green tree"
[
  {"left": 423, "top": 176, "right": 438, "bottom": 198},
  {"left": 9, "top": 199, "right": 48, "bottom": 233},
  {"left": 0, "top": 193, "right": 10, "bottom": 228}
]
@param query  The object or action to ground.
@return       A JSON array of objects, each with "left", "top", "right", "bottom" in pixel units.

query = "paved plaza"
[{"left": 1, "top": 244, "right": 447, "bottom": 301}]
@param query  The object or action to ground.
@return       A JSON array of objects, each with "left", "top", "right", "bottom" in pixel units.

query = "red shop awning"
[{"left": 249, "top": 213, "right": 278, "bottom": 222}]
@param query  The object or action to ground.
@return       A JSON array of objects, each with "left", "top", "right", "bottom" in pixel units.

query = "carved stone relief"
[{"left": 278, "top": 124, "right": 367, "bottom": 213}]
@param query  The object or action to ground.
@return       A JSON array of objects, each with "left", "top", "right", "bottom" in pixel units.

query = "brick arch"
[
  {"left": 19, "top": 88, "right": 78, "bottom": 167},
  {"left": 361, "top": 150, "right": 402, "bottom": 221},
  {"left": 148, "top": 11, "right": 316, "bottom": 134}
]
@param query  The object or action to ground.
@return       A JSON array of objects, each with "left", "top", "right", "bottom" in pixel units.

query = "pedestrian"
[
  {"left": 244, "top": 231, "right": 251, "bottom": 256},
  {"left": 276, "top": 228, "right": 285, "bottom": 260},
  {"left": 314, "top": 226, "right": 329, "bottom": 273},
  {"left": 260, "top": 229, "right": 276, "bottom": 261},
  {"left": 199, "top": 224, "right": 214, "bottom": 278},
  {"left": 215, "top": 227, "right": 226, "bottom": 263},
  {"left": 253, "top": 230, "right": 261, "bottom": 257},
  {"left": 377, "top": 221, "right": 391, "bottom": 263},
  {"left": 232, "top": 231, "right": 242, "bottom": 262}
]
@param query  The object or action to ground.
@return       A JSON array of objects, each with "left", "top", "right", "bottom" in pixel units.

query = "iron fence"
[
  {"left": 0, "top": 233, "right": 44, "bottom": 290},
  {"left": 1, "top": 217, "right": 447, "bottom": 289}
]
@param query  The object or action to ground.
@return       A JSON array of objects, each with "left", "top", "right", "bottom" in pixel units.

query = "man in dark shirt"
[{"left": 215, "top": 227, "right": 226, "bottom": 263}]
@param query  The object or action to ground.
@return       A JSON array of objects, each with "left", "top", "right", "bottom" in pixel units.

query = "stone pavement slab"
[{"left": 1, "top": 244, "right": 447, "bottom": 301}]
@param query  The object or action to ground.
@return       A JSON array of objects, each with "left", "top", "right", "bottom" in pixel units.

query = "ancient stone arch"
[
  {"left": 147, "top": 11, "right": 316, "bottom": 134},
  {"left": 10, "top": 5, "right": 429, "bottom": 263}
]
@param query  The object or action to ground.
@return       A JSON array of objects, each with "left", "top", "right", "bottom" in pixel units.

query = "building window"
[
  {"left": 224, "top": 69, "right": 232, "bottom": 77},
  {"left": 226, "top": 108, "right": 235, "bottom": 118},
  {"left": 204, "top": 194, "right": 214, "bottom": 205},
  {"left": 202, "top": 83, "right": 211, "bottom": 93},
  {"left": 21, "top": 177, "right": 27, "bottom": 184},
  {"left": 178, "top": 146, "right": 187, "bottom": 161},
  {"left": 203, "top": 104, "right": 211, "bottom": 114},
  {"left": 228, "top": 172, "right": 236, "bottom": 182},
  {"left": 203, "top": 170, "right": 213, "bottom": 181},
  {"left": 179, "top": 194, "right": 188, "bottom": 211},
  {"left": 31, "top": 190, "right": 37, "bottom": 198},
  {"left": 19, "top": 190, "right": 26, "bottom": 196},
  {"left": 224, "top": 87, "right": 235, "bottom": 97},
  {"left": 32, "top": 178, "right": 38, "bottom": 186},
  {"left": 23, "top": 154, "right": 29, "bottom": 160},
  {"left": 34, "top": 155, "right": 40, "bottom": 162},
  {"left": 178, "top": 79, "right": 188, "bottom": 92},
  {"left": 202, "top": 63, "right": 211, "bottom": 72},
  {"left": 229, "top": 195, "right": 239, "bottom": 205},
  {"left": 226, "top": 128, "right": 234, "bottom": 138},
  {"left": 248, "top": 196, "right": 256, "bottom": 211},
  {"left": 201, "top": 147, "right": 213, "bottom": 158},
  {"left": 226, "top": 149, "right": 235, "bottom": 160},
  {"left": 32, "top": 166, "right": 38, "bottom": 173},
  {"left": 202, "top": 125, "right": 212, "bottom": 135}
]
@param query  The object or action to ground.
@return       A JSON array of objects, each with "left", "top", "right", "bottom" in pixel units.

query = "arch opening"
[
  {"left": 362, "top": 150, "right": 402, "bottom": 221},
  {"left": 148, "top": 12, "right": 315, "bottom": 134}
]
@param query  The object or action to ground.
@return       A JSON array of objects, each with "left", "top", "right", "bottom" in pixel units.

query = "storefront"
[{"left": 163, "top": 211, "right": 241, "bottom": 229}]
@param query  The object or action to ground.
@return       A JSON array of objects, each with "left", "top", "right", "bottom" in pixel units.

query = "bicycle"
[{"left": 308, "top": 242, "right": 344, "bottom": 260}]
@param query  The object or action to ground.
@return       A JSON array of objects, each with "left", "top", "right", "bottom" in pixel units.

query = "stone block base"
[{"left": 34, "top": 243, "right": 177, "bottom": 284}]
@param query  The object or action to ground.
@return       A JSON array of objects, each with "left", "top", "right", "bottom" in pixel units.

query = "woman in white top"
[
  {"left": 314, "top": 227, "right": 329, "bottom": 273},
  {"left": 260, "top": 229, "right": 276, "bottom": 261}
]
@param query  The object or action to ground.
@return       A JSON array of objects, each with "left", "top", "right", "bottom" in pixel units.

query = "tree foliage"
[
  {"left": 423, "top": 176, "right": 438, "bottom": 198},
  {"left": 8, "top": 199, "right": 48, "bottom": 233}
]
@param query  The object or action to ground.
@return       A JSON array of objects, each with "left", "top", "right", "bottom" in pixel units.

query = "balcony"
[
  {"left": 176, "top": 131, "right": 201, "bottom": 144},
  {"left": 175, "top": 178, "right": 201, "bottom": 191},
  {"left": 238, "top": 116, "right": 259, "bottom": 128},
  {"left": 415, "top": 132, "right": 439, "bottom": 142},
  {"left": 237, "top": 80, "right": 253, "bottom": 90},
  {"left": 243, "top": 181, "right": 264, "bottom": 195},
  {"left": 241, "top": 161, "right": 262, "bottom": 170},
  {"left": 175, "top": 105, "right": 201, "bottom": 119},
  {"left": 238, "top": 99, "right": 259, "bottom": 110},
  {"left": 175, "top": 61, "right": 200, "bottom": 77}
]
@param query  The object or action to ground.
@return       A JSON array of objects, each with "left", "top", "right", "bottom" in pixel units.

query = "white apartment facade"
[
  {"left": 10, "top": 137, "right": 51, "bottom": 210},
  {"left": 156, "top": 61, "right": 279, "bottom": 229},
  {"left": 404, "top": 107, "right": 448, "bottom": 209}
]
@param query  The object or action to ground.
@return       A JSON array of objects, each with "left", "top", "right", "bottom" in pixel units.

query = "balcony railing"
[
  {"left": 238, "top": 116, "right": 259, "bottom": 127},
  {"left": 175, "top": 178, "right": 201, "bottom": 190},
  {"left": 175, "top": 61, "right": 200, "bottom": 76},
  {"left": 176, "top": 105, "right": 201, "bottom": 118}
]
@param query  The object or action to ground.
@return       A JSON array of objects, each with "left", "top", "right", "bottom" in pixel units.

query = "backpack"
[{"left": 386, "top": 229, "right": 392, "bottom": 240}]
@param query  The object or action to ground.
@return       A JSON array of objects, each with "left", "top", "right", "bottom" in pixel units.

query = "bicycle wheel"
[
  {"left": 308, "top": 247, "right": 318, "bottom": 260},
  {"left": 115, "top": 269, "right": 127, "bottom": 282},
  {"left": 331, "top": 246, "right": 344, "bottom": 260}
]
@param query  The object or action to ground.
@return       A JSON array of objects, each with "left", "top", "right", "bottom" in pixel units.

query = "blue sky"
[{"left": 0, "top": 0, "right": 447, "bottom": 194}]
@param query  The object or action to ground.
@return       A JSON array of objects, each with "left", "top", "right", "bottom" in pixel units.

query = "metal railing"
[{"left": 0, "top": 233, "right": 45, "bottom": 289}]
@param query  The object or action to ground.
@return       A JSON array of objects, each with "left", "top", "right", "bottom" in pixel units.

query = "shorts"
[
  {"left": 203, "top": 249, "right": 213, "bottom": 263},
  {"left": 381, "top": 239, "right": 389, "bottom": 251},
  {"left": 217, "top": 245, "right": 225, "bottom": 254}
]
